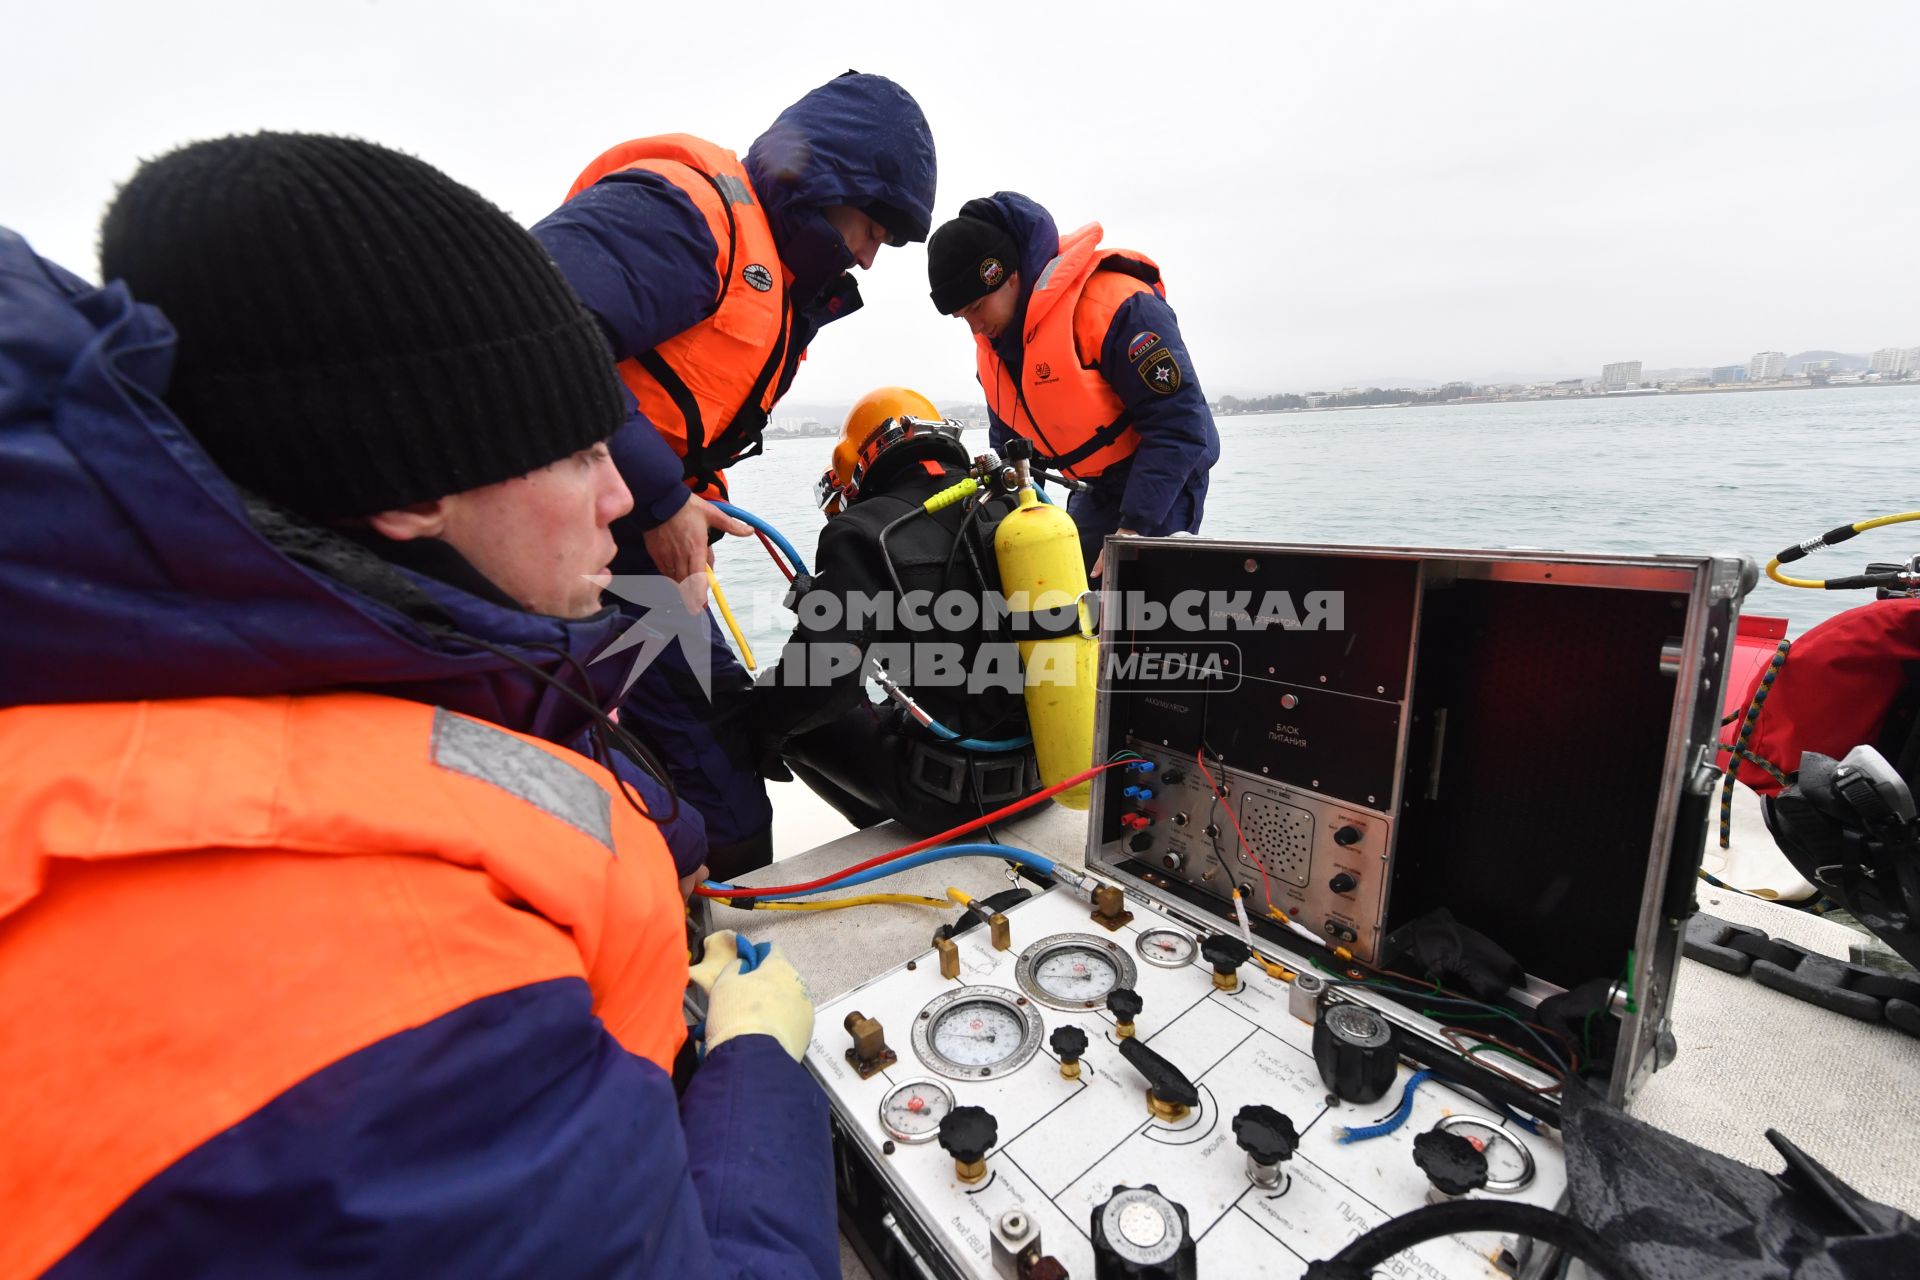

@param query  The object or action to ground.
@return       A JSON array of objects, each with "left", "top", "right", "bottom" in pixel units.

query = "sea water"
[{"left": 712, "top": 383, "right": 1920, "bottom": 664}]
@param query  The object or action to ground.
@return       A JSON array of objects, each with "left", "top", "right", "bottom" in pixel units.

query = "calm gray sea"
[{"left": 710, "top": 384, "right": 1920, "bottom": 665}]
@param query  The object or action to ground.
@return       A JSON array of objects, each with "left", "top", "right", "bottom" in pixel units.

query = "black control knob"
[
  {"left": 1050, "top": 1024, "right": 1089, "bottom": 1065},
  {"left": 1003, "top": 438, "right": 1034, "bottom": 462},
  {"left": 938, "top": 1105, "right": 999, "bottom": 1166},
  {"left": 1312, "top": 1004, "right": 1398, "bottom": 1104},
  {"left": 1107, "top": 987, "right": 1144, "bottom": 1025},
  {"left": 1333, "top": 825, "right": 1364, "bottom": 847},
  {"left": 1119, "top": 1036, "right": 1200, "bottom": 1113},
  {"left": 1328, "top": 872, "right": 1358, "bottom": 895},
  {"left": 1232, "top": 1104, "right": 1299, "bottom": 1166},
  {"left": 1414, "top": 1128, "right": 1489, "bottom": 1197},
  {"left": 1091, "top": 1185, "right": 1197, "bottom": 1280},
  {"left": 1200, "top": 933, "right": 1251, "bottom": 990}
]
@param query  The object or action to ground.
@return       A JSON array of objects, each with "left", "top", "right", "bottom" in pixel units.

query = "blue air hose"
[
  {"left": 1337, "top": 1070, "right": 1434, "bottom": 1143},
  {"left": 704, "top": 843, "right": 1054, "bottom": 899},
  {"left": 712, "top": 500, "right": 810, "bottom": 576}
]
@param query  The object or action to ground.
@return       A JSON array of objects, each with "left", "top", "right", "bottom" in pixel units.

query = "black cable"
[
  {"left": 877, "top": 507, "right": 926, "bottom": 598},
  {"left": 446, "top": 630, "right": 680, "bottom": 825},
  {"left": 1304, "top": 1201, "right": 1643, "bottom": 1280},
  {"left": 939, "top": 496, "right": 987, "bottom": 598}
]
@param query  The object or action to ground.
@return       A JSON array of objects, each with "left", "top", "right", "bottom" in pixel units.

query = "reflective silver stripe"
[
  {"left": 431, "top": 709, "right": 614, "bottom": 852},
  {"left": 713, "top": 173, "right": 756, "bottom": 207},
  {"left": 1032, "top": 253, "right": 1065, "bottom": 292}
]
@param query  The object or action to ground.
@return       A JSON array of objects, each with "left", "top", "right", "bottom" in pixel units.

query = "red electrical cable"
[
  {"left": 755, "top": 529, "right": 796, "bottom": 583},
  {"left": 1196, "top": 746, "right": 1272, "bottom": 907},
  {"left": 696, "top": 759, "right": 1130, "bottom": 899}
]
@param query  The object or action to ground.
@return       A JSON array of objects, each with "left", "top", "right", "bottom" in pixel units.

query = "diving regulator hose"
[{"left": 1766, "top": 509, "right": 1920, "bottom": 589}]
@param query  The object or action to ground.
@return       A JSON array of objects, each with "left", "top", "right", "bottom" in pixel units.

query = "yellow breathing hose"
[
  {"left": 1766, "top": 511, "right": 1920, "bottom": 589},
  {"left": 704, "top": 564, "right": 756, "bottom": 670}
]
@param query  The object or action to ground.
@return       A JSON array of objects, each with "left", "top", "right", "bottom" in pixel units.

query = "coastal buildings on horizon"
[{"left": 1217, "top": 343, "right": 1920, "bottom": 414}]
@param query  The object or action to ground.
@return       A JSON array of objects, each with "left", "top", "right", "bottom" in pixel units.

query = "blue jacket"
[
  {"left": 533, "top": 72, "right": 937, "bottom": 531},
  {"left": 967, "top": 192, "right": 1221, "bottom": 534},
  {"left": 0, "top": 229, "right": 837, "bottom": 1279}
]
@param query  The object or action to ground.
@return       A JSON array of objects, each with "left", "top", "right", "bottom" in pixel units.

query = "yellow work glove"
[
  {"left": 688, "top": 930, "right": 742, "bottom": 995},
  {"left": 704, "top": 943, "right": 814, "bottom": 1062}
]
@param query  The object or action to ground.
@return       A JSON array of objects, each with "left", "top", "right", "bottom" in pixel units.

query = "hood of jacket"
[
  {"left": 745, "top": 72, "right": 937, "bottom": 300},
  {"left": 954, "top": 191, "right": 1060, "bottom": 366},
  {"left": 0, "top": 228, "right": 638, "bottom": 743}
]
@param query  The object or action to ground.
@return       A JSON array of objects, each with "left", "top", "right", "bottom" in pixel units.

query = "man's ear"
[{"left": 367, "top": 498, "right": 453, "bottom": 543}]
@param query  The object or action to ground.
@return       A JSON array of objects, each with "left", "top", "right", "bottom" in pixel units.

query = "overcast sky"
[{"left": 6, "top": 1, "right": 1917, "bottom": 404}]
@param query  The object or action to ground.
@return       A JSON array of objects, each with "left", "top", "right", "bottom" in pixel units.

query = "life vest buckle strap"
[{"left": 1037, "top": 411, "right": 1135, "bottom": 474}]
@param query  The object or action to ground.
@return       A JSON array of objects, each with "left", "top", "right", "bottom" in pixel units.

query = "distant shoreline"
[{"left": 1219, "top": 378, "right": 1917, "bottom": 416}]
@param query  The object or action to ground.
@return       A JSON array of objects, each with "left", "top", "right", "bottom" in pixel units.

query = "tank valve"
[
  {"left": 938, "top": 1105, "right": 999, "bottom": 1185},
  {"left": 1107, "top": 987, "right": 1143, "bottom": 1038},
  {"left": 1120, "top": 1037, "right": 1198, "bottom": 1122},
  {"left": 1233, "top": 1104, "right": 1299, "bottom": 1190},
  {"left": 1050, "top": 1025, "right": 1089, "bottom": 1079},
  {"left": 1201, "top": 933, "right": 1252, "bottom": 992}
]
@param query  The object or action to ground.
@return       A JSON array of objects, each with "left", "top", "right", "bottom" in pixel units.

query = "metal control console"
[{"left": 812, "top": 886, "right": 1567, "bottom": 1280}]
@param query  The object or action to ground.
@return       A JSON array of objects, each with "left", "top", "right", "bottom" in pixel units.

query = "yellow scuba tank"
[{"left": 993, "top": 442, "right": 1098, "bottom": 809}]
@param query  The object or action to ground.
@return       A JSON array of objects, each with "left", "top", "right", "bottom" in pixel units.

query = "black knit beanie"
[
  {"left": 100, "top": 133, "right": 624, "bottom": 518},
  {"left": 927, "top": 214, "right": 1017, "bottom": 314}
]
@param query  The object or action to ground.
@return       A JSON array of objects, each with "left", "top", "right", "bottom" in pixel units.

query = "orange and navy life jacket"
[
  {"left": 0, "top": 692, "right": 686, "bottom": 1280},
  {"left": 567, "top": 135, "right": 794, "bottom": 502},
  {"left": 977, "top": 223, "right": 1164, "bottom": 481}
]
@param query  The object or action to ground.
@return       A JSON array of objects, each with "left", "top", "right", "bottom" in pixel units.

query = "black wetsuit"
[{"left": 751, "top": 439, "right": 1040, "bottom": 833}]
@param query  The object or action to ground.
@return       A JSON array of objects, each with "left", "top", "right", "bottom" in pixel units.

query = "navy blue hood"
[
  {"left": 0, "top": 228, "right": 634, "bottom": 743},
  {"left": 954, "top": 191, "right": 1059, "bottom": 362},
  {"left": 745, "top": 72, "right": 937, "bottom": 297}
]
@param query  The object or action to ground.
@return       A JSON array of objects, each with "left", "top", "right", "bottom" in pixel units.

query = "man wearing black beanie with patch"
[
  {"left": 928, "top": 191, "right": 1221, "bottom": 578},
  {"left": 0, "top": 133, "right": 836, "bottom": 1279}
]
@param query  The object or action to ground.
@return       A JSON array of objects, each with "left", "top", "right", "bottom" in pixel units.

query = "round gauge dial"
[
  {"left": 1015, "top": 933, "right": 1140, "bottom": 1010},
  {"left": 1135, "top": 927, "right": 1198, "bottom": 969},
  {"left": 1435, "top": 1115, "right": 1536, "bottom": 1193},
  {"left": 877, "top": 1078, "right": 955, "bottom": 1144},
  {"left": 911, "top": 987, "right": 1045, "bottom": 1080},
  {"left": 1098, "top": 1187, "right": 1185, "bottom": 1266}
]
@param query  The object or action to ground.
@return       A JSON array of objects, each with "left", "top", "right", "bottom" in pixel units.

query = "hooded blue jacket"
[
  {"left": 964, "top": 192, "right": 1220, "bottom": 551},
  {"left": 533, "top": 72, "right": 937, "bottom": 529},
  {"left": 0, "top": 229, "right": 838, "bottom": 1280}
]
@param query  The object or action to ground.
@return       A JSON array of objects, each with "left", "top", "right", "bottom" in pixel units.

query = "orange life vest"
[
  {"left": 567, "top": 134, "right": 794, "bottom": 502},
  {"left": 977, "top": 223, "right": 1162, "bottom": 480},
  {"left": 0, "top": 692, "right": 687, "bottom": 1279}
]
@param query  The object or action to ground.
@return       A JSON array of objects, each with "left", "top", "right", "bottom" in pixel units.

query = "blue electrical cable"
[
  {"left": 712, "top": 500, "right": 810, "bottom": 576},
  {"left": 704, "top": 843, "right": 1055, "bottom": 899},
  {"left": 1337, "top": 1070, "right": 1434, "bottom": 1144}
]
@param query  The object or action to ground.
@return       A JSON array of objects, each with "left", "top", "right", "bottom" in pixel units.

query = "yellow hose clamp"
[{"left": 922, "top": 476, "right": 980, "bottom": 514}]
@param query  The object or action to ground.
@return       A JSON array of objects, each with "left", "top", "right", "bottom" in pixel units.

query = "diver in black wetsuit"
[{"left": 749, "top": 389, "right": 1041, "bottom": 833}]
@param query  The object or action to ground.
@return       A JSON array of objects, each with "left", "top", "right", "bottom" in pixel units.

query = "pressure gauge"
[
  {"left": 877, "top": 1078, "right": 955, "bottom": 1145},
  {"left": 1015, "top": 933, "right": 1139, "bottom": 1010},
  {"left": 1435, "top": 1115, "right": 1537, "bottom": 1193},
  {"left": 1135, "top": 927, "right": 1198, "bottom": 969},
  {"left": 911, "top": 987, "right": 1045, "bottom": 1080}
]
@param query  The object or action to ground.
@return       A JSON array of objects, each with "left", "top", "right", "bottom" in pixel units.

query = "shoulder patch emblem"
[
  {"left": 1034, "top": 362, "right": 1054, "bottom": 383},
  {"left": 1139, "top": 348, "right": 1182, "bottom": 395},
  {"left": 1126, "top": 330, "right": 1162, "bottom": 362},
  {"left": 979, "top": 257, "right": 1005, "bottom": 287},
  {"left": 743, "top": 263, "right": 774, "bottom": 292}
]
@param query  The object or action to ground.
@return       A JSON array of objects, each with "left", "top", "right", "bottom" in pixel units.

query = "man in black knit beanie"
[{"left": 0, "top": 132, "right": 835, "bottom": 1277}]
